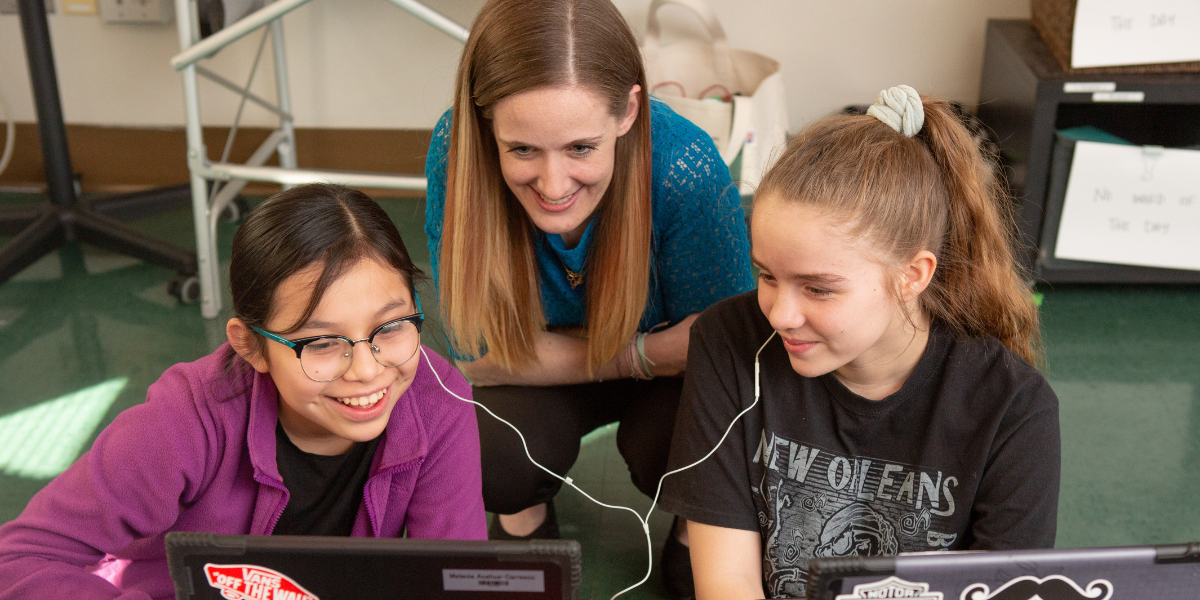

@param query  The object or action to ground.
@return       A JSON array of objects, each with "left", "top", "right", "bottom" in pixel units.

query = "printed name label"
[
  {"left": 442, "top": 569, "right": 546, "bottom": 592},
  {"left": 1092, "top": 91, "right": 1145, "bottom": 103},
  {"left": 1064, "top": 82, "right": 1117, "bottom": 93}
]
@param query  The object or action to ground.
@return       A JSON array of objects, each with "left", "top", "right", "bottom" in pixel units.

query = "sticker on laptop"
[
  {"left": 835, "top": 576, "right": 943, "bottom": 600},
  {"left": 961, "top": 574, "right": 1113, "bottom": 600},
  {"left": 443, "top": 569, "right": 546, "bottom": 592},
  {"left": 203, "top": 563, "right": 319, "bottom": 600}
]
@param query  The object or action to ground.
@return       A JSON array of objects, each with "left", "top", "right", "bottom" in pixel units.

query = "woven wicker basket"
[{"left": 1031, "top": 0, "right": 1200, "bottom": 73}]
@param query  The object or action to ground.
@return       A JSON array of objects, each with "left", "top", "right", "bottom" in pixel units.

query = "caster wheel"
[
  {"left": 220, "top": 196, "right": 251, "bottom": 223},
  {"left": 169, "top": 275, "right": 201, "bottom": 304}
]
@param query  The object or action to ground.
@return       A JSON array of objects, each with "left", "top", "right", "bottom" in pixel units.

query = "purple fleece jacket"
[{"left": 0, "top": 344, "right": 486, "bottom": 599}]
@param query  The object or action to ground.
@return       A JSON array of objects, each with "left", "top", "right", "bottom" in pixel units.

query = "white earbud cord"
[{"left": 419, "top": 329, "right": 777, "bottom": 600}]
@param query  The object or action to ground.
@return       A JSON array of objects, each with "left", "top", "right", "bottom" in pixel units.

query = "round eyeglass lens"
[
  {"left": 297, "top": 319, "right": 421, "bottom": 382},
  {"left": 299, "top": 338, "right": 354, "bottom": 382},
  {"left": 370, "top": 319, "right": 422, "bottom": 367}
]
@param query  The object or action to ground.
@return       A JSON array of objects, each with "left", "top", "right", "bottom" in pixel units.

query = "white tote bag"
[{"left": 640, "top": 0, "right": 788, "bottom": 194}]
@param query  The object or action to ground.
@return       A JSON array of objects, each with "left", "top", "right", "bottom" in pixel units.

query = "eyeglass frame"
[{"left": 250, "top": 294, "right": 425, "bottom": 381}]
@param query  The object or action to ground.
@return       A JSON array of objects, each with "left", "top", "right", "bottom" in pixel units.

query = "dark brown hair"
[
  {"left": 440, "top": 0, "right": 652, "bottom": 374},
  {"left": 757, "top": 94, "right": 1041, "bottom": 365},
  {"left": 229, "top": 183, "right": 424, "bottom": 356}
]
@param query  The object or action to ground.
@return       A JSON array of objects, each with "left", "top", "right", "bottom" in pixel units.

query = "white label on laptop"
[
  {"left": 1064, "top": 82, "right": 1117, "bottom": 93},
  {"left": 442, "top": 569, "right": 545, "bottom": 592},
  {"left": 1092, "top": 91, "right": 1145, "bottom": 103},
  {"left": 1055, "top": 141, "right": 1200, "bottom": 271},
  {"left": 1071, "top": 0, "right": 1200, "bottom": 68},
  {"left": 835, "top": 576, "right": 942, "bottom": 600}
]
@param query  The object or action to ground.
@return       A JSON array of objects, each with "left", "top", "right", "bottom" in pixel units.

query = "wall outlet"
[
  {"left": 98, "top": 0, "right": 172, "bottom": 23},
  {"left": 0, "top": 0, "right": 57, "bottom": 15},
  {"left": 63, "top": 0, "right": 97, "bottom": 14}
]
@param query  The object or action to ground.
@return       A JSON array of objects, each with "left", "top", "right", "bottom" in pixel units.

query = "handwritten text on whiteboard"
[{"left": 1055, "top": 141, "right": 1200, "bottom": 271}]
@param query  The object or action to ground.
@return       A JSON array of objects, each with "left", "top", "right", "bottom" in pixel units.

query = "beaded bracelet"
[
  {"left": 625, "top": 333, "right": 655, "bottom": 380},
  {"left": 635, "top": 333, "right": 656, "bottom": 379},
  {"left": 627, "top": 338, "right": 646, "bottom": 380}
]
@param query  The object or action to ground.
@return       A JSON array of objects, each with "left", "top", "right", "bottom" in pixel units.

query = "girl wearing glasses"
[
  {"left": 425, "top": 0, "right": 752, "bottom": 593},
  {"left": 0, "top": 184, "right": 486, "bottom": 599}
]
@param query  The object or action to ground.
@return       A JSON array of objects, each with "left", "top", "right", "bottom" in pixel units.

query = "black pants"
[{"left": 474, "top": 377, "right": 684, "bottom": 515}]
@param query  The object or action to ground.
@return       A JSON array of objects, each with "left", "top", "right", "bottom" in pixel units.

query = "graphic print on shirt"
[{"left": 751, "top": 430, "right": 963, "bottom": 598}]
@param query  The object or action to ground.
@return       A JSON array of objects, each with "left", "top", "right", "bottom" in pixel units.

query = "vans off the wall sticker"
[{"left": 203, "top": 563, "right": 319, "bottom": 600}]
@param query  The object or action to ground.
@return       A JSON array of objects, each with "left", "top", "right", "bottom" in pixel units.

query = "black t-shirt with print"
[{"left": 660, "top": 291, "right": 1060, "bottom": 599}]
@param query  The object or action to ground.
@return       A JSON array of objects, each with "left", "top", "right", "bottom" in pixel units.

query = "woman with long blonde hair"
[{"left": 424, "top": 0, "right": 752, "bottom": 593}]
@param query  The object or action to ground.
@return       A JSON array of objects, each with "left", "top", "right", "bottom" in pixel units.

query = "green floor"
[{"left": 1, "top": 192, "right": 1199, "bottom": 599}]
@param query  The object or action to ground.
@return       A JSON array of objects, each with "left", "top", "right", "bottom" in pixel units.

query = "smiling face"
[
  {"left": 233, "top": 257, "right": 420, "bottom": 455},
  {"left": 751, "top": 196, "right": 932, "bottom": 392},
  {"left": 491, "top": 84, "right": 639, "bottom": 247}
]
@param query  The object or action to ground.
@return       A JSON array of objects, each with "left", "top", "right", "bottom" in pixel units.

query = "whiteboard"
[
  {"left": 1054, "top": 141, "right": 1200, "bottom": 271},
  {"left": 1072, "top": 0, "right": 1200, "bottom": 68}
]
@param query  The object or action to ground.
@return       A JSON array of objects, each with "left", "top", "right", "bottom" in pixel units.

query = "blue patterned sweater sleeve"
[
  {"left": 646, "top": 100, "right": 755, "bottom": 325},
  {"left": 424, "top": 109, "right": 452, "bottom": 295}
]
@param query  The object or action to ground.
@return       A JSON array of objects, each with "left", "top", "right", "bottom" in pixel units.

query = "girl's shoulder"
[
  {"left": 126, "top": 345, "right": 265, "bottom": 456},
  {"left": 374, "top": 346, "right": 478, "bottom": 470},
  {"left": 400, "top": 345, "right": 477, "bottom": 429},
  {"left": 83, "top": 346, "right": 262, "bottom": 494},
  {"left": 149, "top": 345, "right": 258, "bottom": 414},
  {"left": 691, "top": 291, "right": 773, "bottom": 356},
  {"left": 936, "top": 326, "right": 1057, "bottom": 414}
]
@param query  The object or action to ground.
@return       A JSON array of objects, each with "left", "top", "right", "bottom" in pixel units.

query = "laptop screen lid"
[
  {"left": 806, "top": 542, "right": 1200, "bottom": 600},
  {"left": 165, "top": 532, "right": 581, "bottom": 600}
]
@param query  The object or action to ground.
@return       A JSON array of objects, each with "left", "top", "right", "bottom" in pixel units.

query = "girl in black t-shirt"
[{"left": 659, "top": 86, "right": 1059, "bottom": 599}]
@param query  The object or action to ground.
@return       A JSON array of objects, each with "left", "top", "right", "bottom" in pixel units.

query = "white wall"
[{"left": 0, "top": 0, "right": 1028, "bottom": 131}]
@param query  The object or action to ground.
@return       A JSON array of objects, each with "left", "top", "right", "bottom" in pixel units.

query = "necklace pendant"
[{"left": 566, "top": 268, "right": 584, "bottom": 289}]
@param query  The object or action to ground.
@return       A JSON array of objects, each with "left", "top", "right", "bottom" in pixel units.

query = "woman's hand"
[
  {"left": 642, "top": 313, "right": 700, "bottom": 377},
  {"left": 456, "top": 314, "right": 700, "bottom": 386},
  {"left": 455, "top": 330, "right": 612, "bottom": 387}
]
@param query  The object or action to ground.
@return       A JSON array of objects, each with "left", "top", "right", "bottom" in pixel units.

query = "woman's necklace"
[
  {"left": 564, "top": 265, "right": 584, "bottom": 289},
  {"left": 548, "top": 231, "right": 585, "bottom": 289}
]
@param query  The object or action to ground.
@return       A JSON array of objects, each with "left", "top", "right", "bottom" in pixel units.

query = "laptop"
[
  {"left": 165, "top": 532, "right": 581, "bottom": 600},
  {"left": 805, "top": 542, "right": 1200, "bottom": 600}
]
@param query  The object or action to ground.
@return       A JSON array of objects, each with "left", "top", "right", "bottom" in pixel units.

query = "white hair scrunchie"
[{"left": 867, "top": 84, "right": 924, "bottom": 137}]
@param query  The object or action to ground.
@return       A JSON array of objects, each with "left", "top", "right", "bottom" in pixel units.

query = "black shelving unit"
[{"left": 977, "top": 19, "right": 1200, "bottom": 284}]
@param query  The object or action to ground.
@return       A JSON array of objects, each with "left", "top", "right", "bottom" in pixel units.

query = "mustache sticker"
[{"left": 960, "top": 575, "right": 1113, "bottom": 600}]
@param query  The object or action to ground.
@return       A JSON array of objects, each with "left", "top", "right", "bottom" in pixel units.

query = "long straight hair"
[
  {"left": 757, "top": 95, "right": 1041, "bottom": 365},
  {"left": 440, "top": 0, "right": 652, "bottom": 374}
]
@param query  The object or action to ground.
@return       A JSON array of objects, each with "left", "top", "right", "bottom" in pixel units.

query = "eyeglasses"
[{"left": 253, "top": 312, "right": 425, "bottom": 382}]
